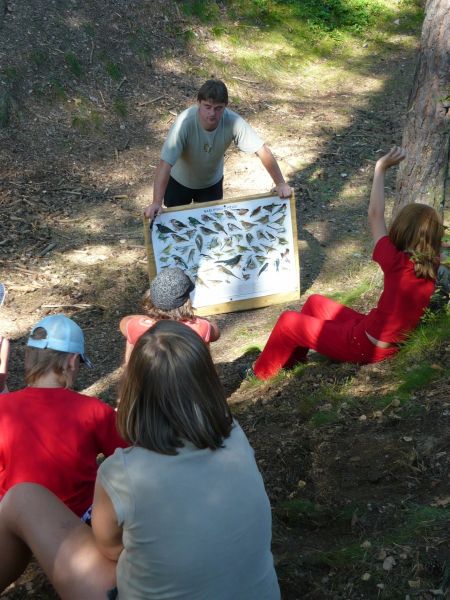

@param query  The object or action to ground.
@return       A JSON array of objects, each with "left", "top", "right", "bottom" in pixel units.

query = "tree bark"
[{"left": 395, "top": 0, "right": 450, "bottom": 216}]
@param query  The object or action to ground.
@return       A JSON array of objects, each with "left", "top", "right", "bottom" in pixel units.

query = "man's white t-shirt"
[{"left": 161, "top": 106, "right": 264, "bottom": 189}]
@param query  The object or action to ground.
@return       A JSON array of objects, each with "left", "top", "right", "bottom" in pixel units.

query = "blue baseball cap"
[{"left": 27, "top": 314, "right": 93, "bottom": 367}]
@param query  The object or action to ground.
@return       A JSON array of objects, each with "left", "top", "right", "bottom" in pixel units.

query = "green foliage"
[
  {"left": 48, "top": 79, "right": 67, "bottom": 101},
  {"left": 113, "top": 98, "right": 127, "bottom": 118},
  {"left": 181, "top": 0, "right": 221, "bottom": 22},
  {"left": 329, "top": 281, "right": 371, "bottom": 306},
  {"left": 0, "top": 91, "right": 11, "bottom": 128},
  {"left": 177, "top": 0, "right": 422, "bottom": 81},
  {"left": 30, "top": 50, "right": 48, "bottom": 67},
  {"left": 242, "top": 344, "right": 262, "bottom": 354},
  {"left": 106, "top": 62, "right": 122, "bottom": 82},
  {"left": 226, "top": 0, "right": 389, "bottom": 33},
  {"left": 71, "top": 112, "right": 102, "bottom": 132},
  {"left": 395, "top": 310, "right": 450, "bottom": 372},
  {"left": 83, "top": 23, "right": 96, "bottom": 37},
  {"left": 71, "top": 98, "right": 103, "bottom": 132},
  {"left": 3, "top": 66, "right": 18, "bottom": 82},
  {"left": 278, "top": 498, "right": 325, "bottom": 525},
  {"left": 65, "top": 52, "right": 82, "bottom": 77}
]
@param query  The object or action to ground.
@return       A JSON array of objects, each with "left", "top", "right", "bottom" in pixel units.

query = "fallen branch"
[
  {"left": 116, "top": 76, "right": 127, "bottom": 91},
  {"left": 42, "top": 303, "right": 106, "bottom": 310},
  {"left": 138, "top": 95, "right": 166, "bottom": 106},
  {"left": 40, "top": 242, "right": 56, "bottom": 256},
  {"left": 232, "top": 76, "right": 261, "bottom": 84}
]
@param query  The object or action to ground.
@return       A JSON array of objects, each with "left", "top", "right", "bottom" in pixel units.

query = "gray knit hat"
[{"left": 150, "top": 267, "right": 195, "bottom": 311}]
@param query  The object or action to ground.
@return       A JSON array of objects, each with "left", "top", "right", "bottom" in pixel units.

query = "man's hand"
[
  {"left": 275, "top": 182, "right": 292, "bottom": 198},
  {"left": 376, "top": 146, "right": 406, "bottom": 171},
  {"left": 144, "top": 202, "right": 162, "bottom": 220}
]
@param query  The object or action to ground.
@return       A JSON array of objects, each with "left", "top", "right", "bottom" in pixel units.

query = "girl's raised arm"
[{"left": 368, "top": 146, "right": 406, "bottom": 245}]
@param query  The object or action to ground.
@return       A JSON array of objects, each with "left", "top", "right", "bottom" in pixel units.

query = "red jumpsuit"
[{"left": 254, "top": 236, "right": 435, "bottom": 380}]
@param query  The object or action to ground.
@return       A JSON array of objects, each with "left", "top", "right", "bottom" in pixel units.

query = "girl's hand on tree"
[{"left": 376, "top": 146, "right": 406, "bottom": 171}]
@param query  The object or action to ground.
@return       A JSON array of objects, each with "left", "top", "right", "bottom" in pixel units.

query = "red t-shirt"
[
  {"left": 364, "top": 236, "right": 435, "bottom": 343},
  {"left": 124, "top": 315, "right": 214, "bottom": 345},
  {"left": 0, "top": 387, "right": 127, "bottom": 516}
]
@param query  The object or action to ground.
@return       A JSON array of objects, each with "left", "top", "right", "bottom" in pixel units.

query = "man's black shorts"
[{"left": 164, "top": 176, "right": 223, "bottom": 207}]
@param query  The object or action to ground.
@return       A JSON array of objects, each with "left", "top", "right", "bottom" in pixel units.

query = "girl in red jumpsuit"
[{"left": 253, "top": 147, "right": 445, "bottom": 380}]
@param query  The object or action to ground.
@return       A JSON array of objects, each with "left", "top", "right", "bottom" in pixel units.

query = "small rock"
[
  {"left": 361, "top": 572, "right": 371, "bottom": 581},
  {"left": 383, "top": 556, "right": 396, "bottom": 571},
  {"left": 360, "top": 540, "right": 371, "bottom": 549}
]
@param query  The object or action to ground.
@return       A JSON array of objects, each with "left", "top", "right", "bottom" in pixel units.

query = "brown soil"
[{"left": 1, "top": 2, "right": 449, "bottom": 599}]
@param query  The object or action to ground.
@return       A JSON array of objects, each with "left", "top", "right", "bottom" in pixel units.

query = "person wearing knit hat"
[{"left": 120, "top": 267, "right": 220, "bottom": 362}]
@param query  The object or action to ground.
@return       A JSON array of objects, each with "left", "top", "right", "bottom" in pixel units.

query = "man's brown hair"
[
  {"left": 117, "top": 320, "right": 232, "bottom": 455},
  {"left": 197, "top": 79, "right": 228, "bottom": 104},
  {"left": 389, "top": 203, "right": 444, "bottom": 279}
]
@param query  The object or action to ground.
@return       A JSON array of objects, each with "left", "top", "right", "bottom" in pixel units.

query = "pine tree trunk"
[{"left": 395, "top": 0, "right": 450, "bottom": 216}]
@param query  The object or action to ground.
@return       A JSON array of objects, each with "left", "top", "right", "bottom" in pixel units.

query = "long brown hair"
[
  {"left": 389, "top": 203, "right": 444, "bottom": 279},
  {"left": 25, "top": 327, "right": 70, "bottom": 386},
  {"left": 117, "top": 320, "right": 232, "bottom": 455}
]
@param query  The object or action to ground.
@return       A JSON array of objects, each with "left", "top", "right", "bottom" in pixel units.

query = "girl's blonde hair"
[
  {"left": 389, "top": 203, "right": 444, "bottom": 279},
  {"left": 25, "top": 327, "right": 70, "bottom": 386},
  {"left": 141, "top": 290, "right": 195, "bottom": 321}
]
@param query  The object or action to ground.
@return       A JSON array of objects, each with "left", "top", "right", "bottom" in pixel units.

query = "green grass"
[
  {"left": 394, "top": 310, "right": 450, "bottom": 374},
  {"left": 30, "top": 50, "right": 48, "bottom": 67},
  {"left": 48, "top": 79, "right": 67, "bottom": 101},
  {"left": 105, "top": 62, "right": 122, "bottom": 82},
  {"left": 176, "top": 0, "right": 422, "bottom": 82},
  {"left": 113, "top": 98, "right": 127, "bottom": 118},
  {"left": 242, "top": 344, "right": 262, "bottom": 355},
  {"left": 83, "top": 23, "right": 96, "bottom": 37},
  {"left": 3, "top": 66, "right": 18, "bottom": 82},
  {"left": 0, "top": 91, "right": 11, "bottom": 127},
  {"left": 65, "top": 52, "right": 82, "bottom": 77},
  {"left": 291, "top": 502, "right": 450, "bottom": 569},
  {"left": 71, "top": 102, "right": 103, "bottom": 132},
  {"left": 181, "top": 0, "right": 221, "bottom": 22},
  {"left": 329, "top": 281, "right": 372, "bottom": 306}
]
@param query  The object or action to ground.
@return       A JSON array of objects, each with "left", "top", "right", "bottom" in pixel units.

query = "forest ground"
[{"left": 1, "top": 1, "right": 449, "bottom": 598}]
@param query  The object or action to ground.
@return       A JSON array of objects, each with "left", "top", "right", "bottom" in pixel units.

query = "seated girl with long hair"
[
  {"left": 252, "top": 147, "right": 445, "bottom": 380},
  {"left": 0, "top": 320, "right": 280, "bottom": 600}
]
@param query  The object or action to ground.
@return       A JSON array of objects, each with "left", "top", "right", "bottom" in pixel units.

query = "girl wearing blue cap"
[{"left": 0, "top": 314, "right": 127, "bottom": 519}]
